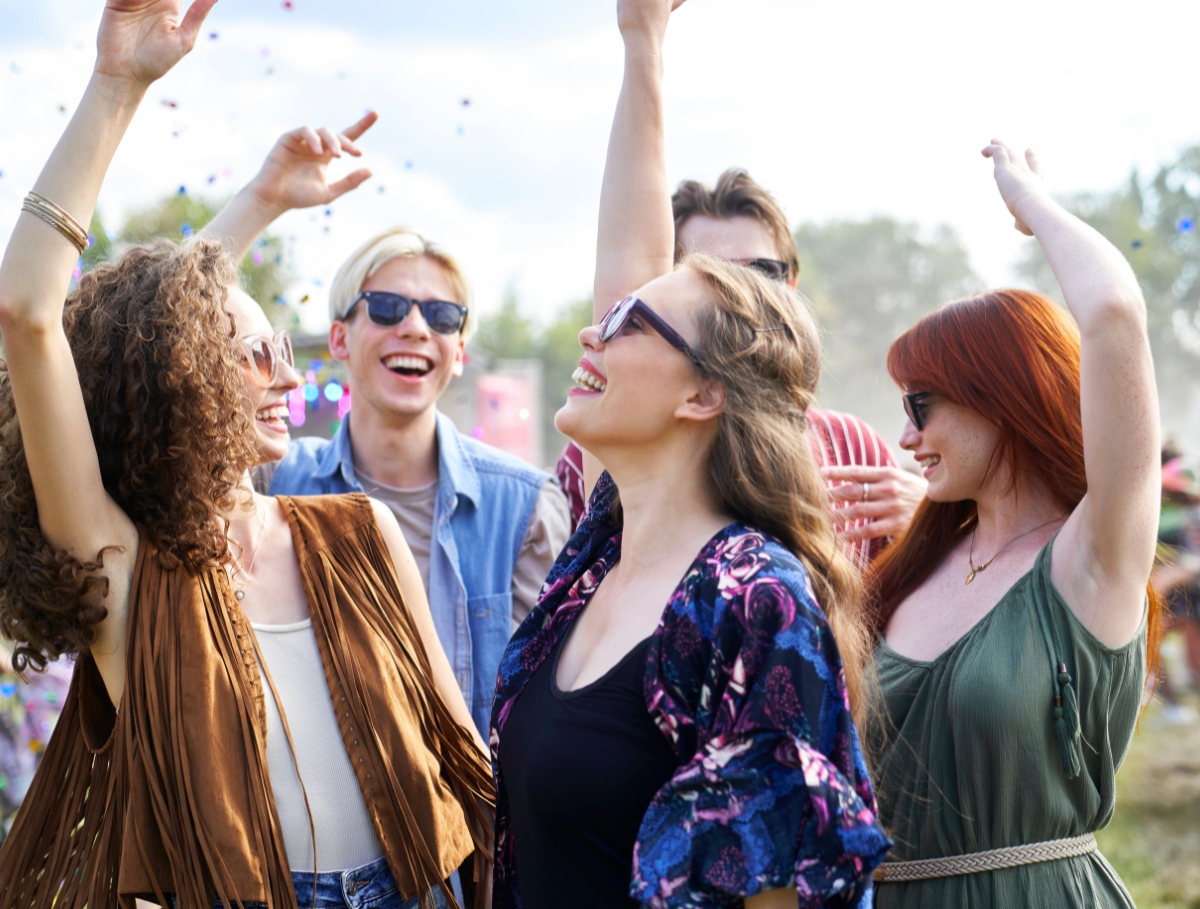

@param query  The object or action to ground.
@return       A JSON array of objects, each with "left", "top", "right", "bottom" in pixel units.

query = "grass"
[{"left": 1098, "top": 688, "right": 1200, "bottom": 909}]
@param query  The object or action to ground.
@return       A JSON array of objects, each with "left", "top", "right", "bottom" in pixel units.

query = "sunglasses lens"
[
  {"left": 365, "top": 294, "right": 409, "bottom": 326},
  {"left": 423, "top": 301, "right": 466, "bottom": 335},
  {"left": 747, "top": 259, "right": 788, "bottom": 280},
  {"left": 249, "top": 339, "right": 275, "bottom": 385},
  {"left": 904, "top": 395, "right": 928, "bottom": 430},
  {"left": 600, "top": 297, "right": 634, "bottom": 342}
]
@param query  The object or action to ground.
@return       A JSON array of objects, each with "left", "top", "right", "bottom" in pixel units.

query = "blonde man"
[{"left": 205, "top": 118, "right": 571, "bottom": 740}]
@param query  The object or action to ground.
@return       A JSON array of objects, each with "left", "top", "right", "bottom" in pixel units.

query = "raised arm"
[
  {"left": 201, "top": 113, "right": 377, "bottom": 263},
  {"left": 0, "top": 0, "right": 217, "bottom": 704},
  {"left": 592, "top": 0, "right": 686, "bottom": 321},
  {"left": 984, "top": 140, "right": 1159, "bottom": 645}
]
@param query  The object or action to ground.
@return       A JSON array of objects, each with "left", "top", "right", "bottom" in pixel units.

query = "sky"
[{"left": 2, "top": 0, "right": 1200, "bottom": 337}]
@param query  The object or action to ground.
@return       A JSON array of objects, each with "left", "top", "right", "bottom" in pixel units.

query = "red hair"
[{"left": 866, "top": 289, "right": 1161, "bottom": 678}]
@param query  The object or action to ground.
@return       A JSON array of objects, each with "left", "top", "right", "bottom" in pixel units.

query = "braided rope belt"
[{"left": 873, "top": 833, "right": 1097, "bottom": 883}]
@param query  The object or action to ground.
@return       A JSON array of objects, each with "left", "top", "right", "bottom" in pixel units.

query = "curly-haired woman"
[
  {"left": 0, "top": 3, "right": 491, "bottom": 909},
  {"left": 490, "top": 254, "right": 891, "bottom": 909},
  {"left": 863, "top": 142, "right": 1162, "bottom": 908}
]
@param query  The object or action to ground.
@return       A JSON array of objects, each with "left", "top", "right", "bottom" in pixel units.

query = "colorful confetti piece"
[{"left": 1179, "top": 218, "right": 1194, "bottom": 233}]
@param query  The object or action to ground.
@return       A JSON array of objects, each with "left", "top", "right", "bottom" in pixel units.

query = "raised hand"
[
  {"left": 248, "top": 113, "right": 378, "bottom": 214},
  {"left": 982, "top": 139, "right": 1046, "bottom": 237},
  {"left": 95, "top": 0, "right": 219, "bottom": 87},
  {"left": 617, "top": 0, "right": 688, "bottom": 49}
]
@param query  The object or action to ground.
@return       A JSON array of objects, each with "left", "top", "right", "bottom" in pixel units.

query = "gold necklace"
[
  {"left": 229, "top": 500, "right": 268, "bottom": 601},
  {"left": 966, "top": 516, "right": 1064, "bottom": 585}
]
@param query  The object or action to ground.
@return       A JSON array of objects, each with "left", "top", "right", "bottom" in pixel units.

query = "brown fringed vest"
[{"left": 0, "top": 494, "right": 494, "bottom": 909}]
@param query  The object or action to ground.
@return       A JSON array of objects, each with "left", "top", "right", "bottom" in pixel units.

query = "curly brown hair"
[{"left": 0, "top": 239, "right": 259, "bottom": 673}]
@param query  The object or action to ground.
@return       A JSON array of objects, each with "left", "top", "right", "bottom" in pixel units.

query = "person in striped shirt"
[{"left": 554, "top": 0, "right": 924, "bottom": 571}]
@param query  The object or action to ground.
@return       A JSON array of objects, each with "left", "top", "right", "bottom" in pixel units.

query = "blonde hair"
[
  {"left": 682, "top": 254, "right": 870, "bottom": 724},
  {"left": 327, "top": 226, "right": 474, "bottom": 338}
]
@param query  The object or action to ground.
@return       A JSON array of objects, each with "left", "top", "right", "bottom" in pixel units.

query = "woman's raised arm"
[
  {"left": 984, "top": 139, "right": 1159, "bottom": 645},
  {"left": 592, "top": 0, "right": 687, "bottom": 321},
  {"left": 0, "top": 0, "right": 217, "bottom": 703}
]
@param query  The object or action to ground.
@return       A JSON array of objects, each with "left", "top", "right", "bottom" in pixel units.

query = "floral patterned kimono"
[{"left": 490, "top": 474, "right": 890, "bottom": 908}]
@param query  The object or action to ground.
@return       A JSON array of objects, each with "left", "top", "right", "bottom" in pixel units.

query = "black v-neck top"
[{"left": 498, "top": 632, "right": 679, "bottom": 909}]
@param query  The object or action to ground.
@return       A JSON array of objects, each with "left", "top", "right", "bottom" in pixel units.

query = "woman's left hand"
[
  {"left": 982, "top": 138, "right": 1048, "bottom": 236},
  {"left": 94, "top": 0, "right": 218, "bottom": 87}
]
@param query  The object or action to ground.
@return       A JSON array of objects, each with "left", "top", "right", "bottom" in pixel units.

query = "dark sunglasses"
[
  {"left": 347, "top": 291, "right": 468, "bottom": 335},
  {"left": 242, "top": 331, "right": 294, "bottom": 388},
  {"left": 903, "top": 391, "right": 935, "bottom": 431},
  {"left": 599, "top": 295, "right": 699, "bottom": 360},
  {"left": 737, "top": 258, "right": 791, "bottom": 281}
]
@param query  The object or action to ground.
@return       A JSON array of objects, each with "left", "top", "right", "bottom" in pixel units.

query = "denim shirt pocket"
[{"left": 466, "top": 592, "right": 514, "bottom": 712}]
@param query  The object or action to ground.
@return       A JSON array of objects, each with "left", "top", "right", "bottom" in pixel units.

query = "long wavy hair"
[
  {"left": 675, "top": 255, "right": 869, "bottom": 715},
  {"left": 865, "top": 288, "right": 1162, "bottom": 679},
  {"left": 0, "top": 240, "right": 259, "bottom": 673}
]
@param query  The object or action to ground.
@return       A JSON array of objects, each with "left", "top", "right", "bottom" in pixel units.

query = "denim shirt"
[{"left": 269, "top": 410, "right": 549, "bottom": 736}]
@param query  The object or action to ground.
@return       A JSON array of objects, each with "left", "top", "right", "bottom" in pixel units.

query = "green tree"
[
  {"left": 1015, "top": 153, "right": 1200, "bottom": 448},
  {"left": 82, "top": 192, "right": 295, "bottom": 329},
  {"left": 795, "top": 217, "right": 981, "bottom": 444},
  {"left": 473, "top": 292, "right": 592, "bottom": 462}
]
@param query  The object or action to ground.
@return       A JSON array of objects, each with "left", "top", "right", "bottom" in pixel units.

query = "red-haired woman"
[{"left": 864, "top": 141, "right": 1160, "bottom": 908}]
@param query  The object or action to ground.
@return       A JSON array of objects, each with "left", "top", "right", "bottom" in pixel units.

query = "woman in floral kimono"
[{"left": 491, "top": 252, "right": 890, "bottom": 909}]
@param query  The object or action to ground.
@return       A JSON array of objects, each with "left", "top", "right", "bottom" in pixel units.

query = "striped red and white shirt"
[{"left": 553, "top": 406, "right": 897, "bottom": 572}]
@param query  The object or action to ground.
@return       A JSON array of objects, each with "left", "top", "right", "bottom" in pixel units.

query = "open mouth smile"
[
  {"left": 383, "top": 353, "right": 434, "bottom": 379},
  {"left": 570, "top": 360, "right": 607, "bottom": 394},
  {"left": 256, "top": 402, "right": 289, "bottom": 434}
]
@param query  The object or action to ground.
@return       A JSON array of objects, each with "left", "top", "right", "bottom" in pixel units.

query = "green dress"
[{"left": 870, "top": 539, "right": 1145, "bottom": 908}]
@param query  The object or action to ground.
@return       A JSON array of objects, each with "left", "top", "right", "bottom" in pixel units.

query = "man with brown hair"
[{"left": 556, "top": 0, "right": 924, "bottom": 570}]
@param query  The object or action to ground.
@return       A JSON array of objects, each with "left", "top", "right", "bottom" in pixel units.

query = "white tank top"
[{"left": 251, "top": 619, "right": 384, "bottom": 871}]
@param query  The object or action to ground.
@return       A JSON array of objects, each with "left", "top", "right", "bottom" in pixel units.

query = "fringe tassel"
[
  {"left": 318, "top": 525, "right": 495, "bottom": 909},
  {"left": 1054, "top": 662, "right": 1082, "bottom": 779},
  {"left": 0, "top": 660, "right": 124, "bottom": 909}
]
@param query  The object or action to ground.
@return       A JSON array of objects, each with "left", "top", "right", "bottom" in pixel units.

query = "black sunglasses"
[
  {"left": 599, "top": 295, "right": 699, "bottom": 360},
  {"left": 903, "top": 392, "right": 935, "bottom": 431},
  {"left": 737, "top": 258, "right": 791, "bottom": 281},
  {"left": 346, "top": 291, "right": 468, "bottom": 335}
]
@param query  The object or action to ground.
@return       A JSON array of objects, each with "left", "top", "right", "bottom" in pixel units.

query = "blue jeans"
[{"left": 197, "top": 856, "right": 451, "bottom": 909}]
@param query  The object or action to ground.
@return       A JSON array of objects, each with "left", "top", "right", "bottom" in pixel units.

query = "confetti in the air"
[
  {"left": 209, "top": 32, "right": 219, "bottom": 40},
  {"left": 1131, "top": 239, "right": 1143, "bottom": 249},
  {"left": 161, "top": 99, "right": 178, "bottom": 109},
  {"left": 283, "top": 0, "right": 294, "bottom": 8},
  {"left": 461, "top": 98, "right": 471, "bottom": 107},
  {"left": 405, "top": 160, "right": 414, "bottom": 170},
  {"left": 58, "top": 104, "right": 67, "bottom": 114},
  {"left": 178, "top": 185, "right": 187, "bottom": 195},
  {"left": 1179, "top": 218, "right": 1195, "bottom": 233}
]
